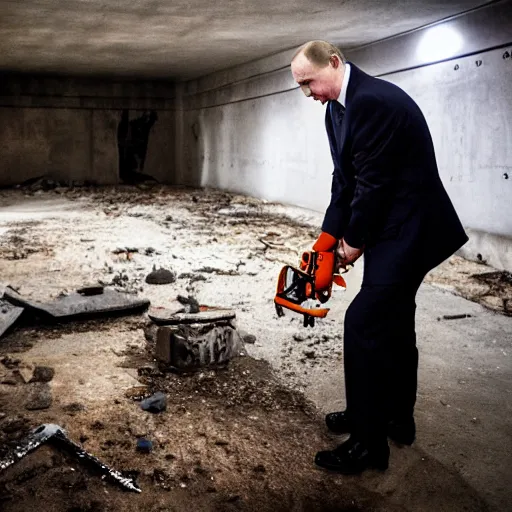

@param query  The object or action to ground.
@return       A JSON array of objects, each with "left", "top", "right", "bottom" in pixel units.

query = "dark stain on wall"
[{"left": 117, "top": 110, "right": 158, "bottom": 183}]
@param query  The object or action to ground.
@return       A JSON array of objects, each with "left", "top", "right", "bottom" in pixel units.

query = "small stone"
[
  {"left": 176, "top": 295, "right": 200, "bottom": 313},
  {"left": 1, "top": 356, "right": 21, "bottom": 369},
  {"left": 293, "top": 334, "right": 306, "bottom": 342},
  {"left": 253, "top": 464, "right": 266, "bottom": 473},
  {"left": 242, "top": 334, "right": 257, "bottom": 344},
  {"left": 136, "top": 438, "right": 153, "bottom": 453},
  {"left": 31, "top": 366, "right": 55, "bottom": 383},
  {"left": 25, "top": 383, "right": 52, "bottom": 410},
  {"left": 140, "top": 392, "right": 167, "bottom": 413},
  {"left": 304, "top": 350, "right": 316, "bottom": 359},
  {"left": 145, "top": 267, "right": 176, "bottom": 285},
  {"left": 18, "top": 364, "right": 35, "bottom": 383}
]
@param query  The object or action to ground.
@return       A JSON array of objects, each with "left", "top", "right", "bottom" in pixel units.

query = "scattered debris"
[
  {"left": 125, "top": 386, "right": 150, "bottom": 400},
  {"left": 177, "top": 295, "right": 200, "bottom": 314},
  {"left": 140, "top": 392, "right": 167, "bottom": 413},
  {"left": 145, "top": 267, "right": 176, "bottom": 285},
  {"left": 1, "top": 355, "right": 21, "bottom": 369},
  {"left": 112, "top": 247, "right": 139, "bottom": 255},
  {"left": 190, "top": 274, "right": 207, "bottom": 284},
  {"left": 136, "top": 438, "right": 153, "bottom": 453},
  {"left": 438, "top": 314, "right": 473, "bottom": 321},
  {"left": 0, "top": 423, "right": 141, "bottom": 493},
  {"left": 195, "top": 266, "right": 240, "bottom": 276}
]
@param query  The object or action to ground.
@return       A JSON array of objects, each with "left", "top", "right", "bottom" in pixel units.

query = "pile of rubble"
[{"left": 0, "top": 259, "right": 257, "bottom": 495}]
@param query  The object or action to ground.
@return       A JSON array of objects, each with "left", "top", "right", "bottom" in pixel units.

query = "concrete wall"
[
  {"left": 176, "top": 3, "right": 512, "bottom": 270},
  {"left": 0, "top": 74, "right": 176, "bottom": 186},
  {"left": 385, "top": 49, "right": 512, "bottom": 237},
  {"left": 176, "top": 51, "right": 333, "bottom": 212}
]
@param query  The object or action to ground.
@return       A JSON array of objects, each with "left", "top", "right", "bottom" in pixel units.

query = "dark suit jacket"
[{"left": 322, "top": 63, "right": 468, "bottom": 284}]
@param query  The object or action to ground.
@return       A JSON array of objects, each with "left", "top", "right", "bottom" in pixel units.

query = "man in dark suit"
[{"left": 290, "top": 41, "right": 468, "bottom": 474}]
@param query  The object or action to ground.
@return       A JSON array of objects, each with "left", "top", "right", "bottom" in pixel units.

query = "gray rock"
[
  {"left": 242, "top": 333, "right": 257, "bottom": 344},
  {"left": 31, "top": 366, "right": 55, "bottom": 383},
  {"left": 25, "top": 383, "right": 52, "bottom": 410},
  {"left": 145, "top": 267, "right": 176, "bottom": 285},
  {"left": 136, "top": 438, "right": 153, "bottom": 453},
  {"left": 176, "top": 295, "right": 200, "bottom": 313},
  {"left": 140, "top": 391, "right": 167, "bottom": 413}
]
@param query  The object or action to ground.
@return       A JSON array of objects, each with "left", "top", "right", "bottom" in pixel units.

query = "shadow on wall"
[{"left": 117, "top": 110, "right": 159, "bottom": 184}]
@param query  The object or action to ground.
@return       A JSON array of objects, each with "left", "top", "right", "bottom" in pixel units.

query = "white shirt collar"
[{"left": 337, "top": 63, "right": 351, "bottom": 108}]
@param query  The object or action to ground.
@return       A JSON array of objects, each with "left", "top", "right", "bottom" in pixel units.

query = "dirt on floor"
[{"left": 0, "top": 184, "right": 510, "bottom": 512}]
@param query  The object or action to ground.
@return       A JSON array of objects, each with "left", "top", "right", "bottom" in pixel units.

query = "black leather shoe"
[
  {"left": 388, "top": 417, "right": 416, "bottom": 445},
  {"left": 315, "top": 437, "right": 389, "bottom": 474},
  {"left": 325, "top": 410, "right": 350, "bottom": 434}
]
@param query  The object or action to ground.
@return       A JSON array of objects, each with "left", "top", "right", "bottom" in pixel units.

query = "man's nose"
[{"left": 300, "top": 84, "right": 312, "bottom": 97}]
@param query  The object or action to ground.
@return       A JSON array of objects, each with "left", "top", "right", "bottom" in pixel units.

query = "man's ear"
[{"left": 330, "top": 55, "right": 340, "bottom": 69}]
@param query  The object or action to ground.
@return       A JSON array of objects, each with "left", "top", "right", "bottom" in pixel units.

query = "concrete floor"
[{"left": 0, "top": 187, "right": 511, "bottom": 511}]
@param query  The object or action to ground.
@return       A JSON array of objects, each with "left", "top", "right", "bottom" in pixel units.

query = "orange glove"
[{"left": 312, "top": 232, "right": 338, "bottom": 252}]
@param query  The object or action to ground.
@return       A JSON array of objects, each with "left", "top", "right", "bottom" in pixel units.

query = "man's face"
[{"left": 291, "top": 53, "right": 341, "bottom": 105}]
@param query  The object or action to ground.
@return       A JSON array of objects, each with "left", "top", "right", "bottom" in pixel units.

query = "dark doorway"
[{"left": 117, "top": 110, "right": 158, "bottom": 183}]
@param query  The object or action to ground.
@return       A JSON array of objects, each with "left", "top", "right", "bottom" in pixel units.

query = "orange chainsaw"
[{"left": 274, "top": 233, "right": 347, "bottom": 327}]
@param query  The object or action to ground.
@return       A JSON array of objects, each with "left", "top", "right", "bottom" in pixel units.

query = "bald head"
[{"left": 291, "top": 41, "right": 345, "bottom": 105}]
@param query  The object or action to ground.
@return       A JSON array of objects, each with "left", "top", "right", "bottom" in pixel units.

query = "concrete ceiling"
[{"left": 0, "top": 0, "right": 492, "bottom": 81}]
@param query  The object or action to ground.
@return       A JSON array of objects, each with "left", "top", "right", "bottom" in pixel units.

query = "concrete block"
[{"left": 155, "top": 323, "right": 243, "bottom": 370}]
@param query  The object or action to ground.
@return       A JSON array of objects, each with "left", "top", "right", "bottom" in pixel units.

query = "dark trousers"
[{"left": 343, "top": 273, "right": 425, "bottom": 447}]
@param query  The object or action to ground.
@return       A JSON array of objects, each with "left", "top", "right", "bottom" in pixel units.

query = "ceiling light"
[{"left": 416, "top": 25, "right": 463, "bottom": 63}]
